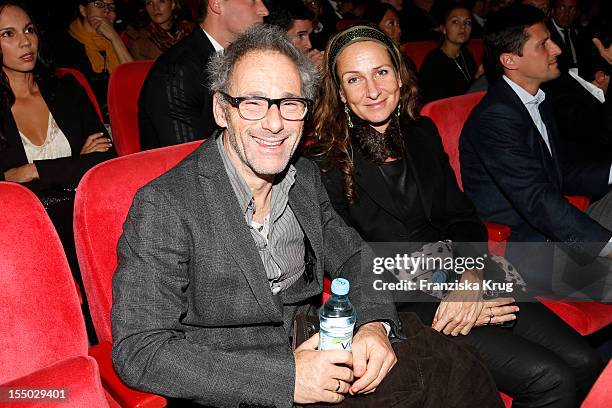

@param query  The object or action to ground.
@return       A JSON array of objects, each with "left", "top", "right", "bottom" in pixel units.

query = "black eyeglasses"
[
  {"left": 219, "top": 92, "right": 312, "bottom": 121},
  {"left": 88, "top": 0, "right": 116, "bottom": 12}
]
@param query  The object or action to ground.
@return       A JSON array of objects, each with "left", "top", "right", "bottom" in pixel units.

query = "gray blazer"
[{"left": 111, "top": 135, "right": 400, "bottom": 408}]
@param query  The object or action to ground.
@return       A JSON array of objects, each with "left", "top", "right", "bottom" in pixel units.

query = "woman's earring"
[
  {"left": 396, "top": 103, "right": 401, "bottom": 117},
  {"left": 344, "top": 104, "right": 354, "bottom": 128}
]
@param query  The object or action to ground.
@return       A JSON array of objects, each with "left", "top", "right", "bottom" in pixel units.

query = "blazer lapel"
[
  {"left": 538, "top": 101, "right": 563, "bottom": 188},
  {"left": 283, "top": 181, "right": 324, "bottom": 303},
  {"left": 499, "top": 80, "right": 561, "bottom": 188},
  {"left": 196, "top": 137, "right": 283, "bottom": 322},
  {"left": 401, "top": 121, "right": 434, "bottom": 220}
]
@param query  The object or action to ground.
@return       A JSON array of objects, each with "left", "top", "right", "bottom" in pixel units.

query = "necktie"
[{"left": 561, "top": 28, "right": 577, "bottom": 67}]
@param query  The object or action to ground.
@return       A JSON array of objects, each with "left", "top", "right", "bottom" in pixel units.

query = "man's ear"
[
  {"left": 78, "top": 5, "right": 87, "bottom": 19},
  {"left": 499, "top": 52, "right": 517, "bottom": 71},
  {"left": 212, "top": 93, "right": 228, "bottom": 128},
  {"left": 209, "top": 0, "right": 222, "bottom": 15}
]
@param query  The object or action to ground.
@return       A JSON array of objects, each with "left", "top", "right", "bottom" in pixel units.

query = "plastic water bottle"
[{"left": 319, "top": 278, "right": 356, "bottom": 351}]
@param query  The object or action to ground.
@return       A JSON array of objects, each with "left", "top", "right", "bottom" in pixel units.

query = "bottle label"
[{"left": 319, "top": 318, "right": 355, "bottom": 351}]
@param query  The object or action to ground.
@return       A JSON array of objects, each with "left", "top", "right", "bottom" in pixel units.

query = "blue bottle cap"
[{"left": 331, "top": 278, "right": 350, "bottom": 296}]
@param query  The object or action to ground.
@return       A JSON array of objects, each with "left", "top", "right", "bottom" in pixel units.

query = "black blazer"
[
  {"left": 138, "top": 28, "right": 218, "bottom": 150},
  {"left": 320, "top": 116, "right": 487, "bottom": 244},
  {"left": 543, "top": 72, "right": 612, "bottom": 162},
  {"left": 460, "top": 78, "right": 611, "bottom": 259},
  {"left": 0, "top": 74, "right": 116, "bottom": 192}
]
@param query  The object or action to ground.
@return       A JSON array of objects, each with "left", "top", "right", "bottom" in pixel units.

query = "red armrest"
[
  {"left": 89, "top": 341, "right": 167, "bottom": 408},
  {"left": 565, "top": 195, "right": 590, "bottom": 212},
  {"left": 1, "top": 356, "right": 109, "bottom": 407},
  {"left": 536, "top": 297, "right": 612, "bottom": 336},
  {"left": 484, "top": 221, "right": 511, "bottom": 242}
]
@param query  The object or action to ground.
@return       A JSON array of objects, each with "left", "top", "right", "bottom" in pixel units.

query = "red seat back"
[
  {"left": 400, "top": 40, "right": 437, "bottom": 70},
  {"left": 107, "top": 60, "right": 154, "bottom": 156},
  {"left": 467, "top": 38, "right": 484, "bottom": 67},
  {"left": 74, "top": 141, "right": 204, "bottom": 343},
  {"left": 0, "top": 183, "right": 88, "bottom": 383},
  {"left": 56, "top": 67, "right": 103, "bottom": 123},
  {"left": 421, "top": 92, "right": 485, "bottom": 190}
]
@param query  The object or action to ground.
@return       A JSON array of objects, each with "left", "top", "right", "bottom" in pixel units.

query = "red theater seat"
[
  {"left": 74, "top": 141, "right": 204, "bottom": 407},
  {"left": 581, "top": 360, "right": 612, "bottom": 407},
  {"left": 107, "top": 60, "right": 154, "bottom": 156},
  {"left": 0, "top": 183, "right": 114, "bottom": 407},
  {"left": 421, "top": 93, "right": 611, "bottom": 336},
  {"left": 56, "top": 67, "right": 103, "bottom": 123}
]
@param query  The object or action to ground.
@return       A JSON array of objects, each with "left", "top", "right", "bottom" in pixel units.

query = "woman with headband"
[{"left": 308, "top": 25, "right": 603, "bottom": 407}]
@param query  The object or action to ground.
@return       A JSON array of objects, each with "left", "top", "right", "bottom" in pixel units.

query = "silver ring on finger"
[{"left": 335, "top": 379, "right": 341, "bottom": 392}]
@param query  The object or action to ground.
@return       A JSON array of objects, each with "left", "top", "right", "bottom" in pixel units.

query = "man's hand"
[
  {"left": 91, "top": 16, "right": 120, "bottom": 41},
  {"left": 593, "top": 38, "right": 612, "bottom": 65},
  {"left": 307, "top": 49, "right": 324, "bottom": 69},
  {"left": 4, "top": 163, "right": 39, "bottom": 183},
  {"left": 432, "top": 269, "right": 484, "bottom": 336},
  {"left": 349, "top": 322, "right": 396, "bottom": 395},
  {"left": 294, "top": 333, "right": 354, "bottom": 404}
]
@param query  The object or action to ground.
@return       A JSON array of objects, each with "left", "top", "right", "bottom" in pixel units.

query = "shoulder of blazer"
[{"left": 151, "top": 28, "right": 215, "bottom": 75}]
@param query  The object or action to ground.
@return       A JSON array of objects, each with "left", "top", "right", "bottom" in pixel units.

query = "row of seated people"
[
  {"left": 1, "top": 0, "right": 612, "bottom": 408},
  {"left": 3, "top": 21, "right": 612, "bottom": 406}
]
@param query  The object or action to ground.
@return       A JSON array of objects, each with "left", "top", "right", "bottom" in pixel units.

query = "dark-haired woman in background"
[
  {"left": 124, "top": 0, "right": 195, "bottom": 61},
  {"left": 308, "top": 25, "right": 602, "bottom": 407},
  {"left": 366, "top": 1, "right": 401, "bottom": 44},
  {"left": 0, "top": 0, "right": 116, "bottom": 292},
  {"left": 419, "top": 4, "right": 482, "bottom": 103}
]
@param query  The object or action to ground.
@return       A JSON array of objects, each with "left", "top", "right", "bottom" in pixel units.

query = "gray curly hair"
[{"left": 208, "top": 24, "right": 319, "bottom": 101}]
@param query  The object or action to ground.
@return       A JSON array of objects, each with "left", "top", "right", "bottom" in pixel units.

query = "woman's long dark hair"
[
  {"left": 307, "top": 27, "right": 420, "bottom": 204},
  {"left": 0, "top": 0, "right": 55, "bottom": 149},
  {"left": 0, "top": 0, "right": 55, "bottom": 110}
]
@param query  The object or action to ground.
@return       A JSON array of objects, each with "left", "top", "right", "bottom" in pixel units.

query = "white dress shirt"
[{"left": 203, "top": 29, "right": 224, "bottom": 53}]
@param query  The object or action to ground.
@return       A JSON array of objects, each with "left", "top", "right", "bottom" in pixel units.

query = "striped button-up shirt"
[{"left": 217, "top": 135, "right": 306, "bottom": 294}]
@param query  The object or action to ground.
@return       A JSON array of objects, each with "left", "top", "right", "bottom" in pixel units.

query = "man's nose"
[
  {"left": 257, "top": 0, "right": 269, "bottom": 17},
  {"left": 549, "top": 40, "right": 562, "bottom": 57},
  {"left": 262, "top": 104, "right": 284, "bottom": 133}
]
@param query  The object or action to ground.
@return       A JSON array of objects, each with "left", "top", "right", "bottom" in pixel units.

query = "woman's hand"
[
  {"left": 81, "top": 132, "right": 112, "bottom": 154},
  {"left": 432, "top": 269, "right": 484, "bottom": 336},
  {"left": 4, "top": 163, "right": 39, "bottom": 183},
  {"left": 476, "top": 298, "right": 519, "bottom": 326}
]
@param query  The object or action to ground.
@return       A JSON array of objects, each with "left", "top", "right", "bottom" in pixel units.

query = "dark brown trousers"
[{"left": 312, "top": 312, "right": 503, "bottom": 408}]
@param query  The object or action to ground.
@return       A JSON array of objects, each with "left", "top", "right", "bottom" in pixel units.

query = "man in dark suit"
[
  {"left": 138, "top": 0, "right": 269, "bottom": 150},
  {"left": 543, "top": 54, "right": 612, "bottom": 162},
  {"left": 546, "top": 0, "right": 590, "bottom": 73},
  {"left": 460, "top": 4, "right": 612, "bottom": 295},
  {"left": 113, "top": 24, "right": 502, "bottom": 408}
]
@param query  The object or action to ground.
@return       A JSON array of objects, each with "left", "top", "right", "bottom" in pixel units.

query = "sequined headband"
[{"left": 327, "top": 25, "right": 401, "bottom": 86}]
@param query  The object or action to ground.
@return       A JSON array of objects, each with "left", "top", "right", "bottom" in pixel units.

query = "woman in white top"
[
  {"left": 0, "top": 0, "right": 116, "bottom": 293},
  {"left": 0, "top": 0, "right": 115, "bottom": 191}
]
